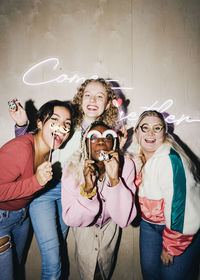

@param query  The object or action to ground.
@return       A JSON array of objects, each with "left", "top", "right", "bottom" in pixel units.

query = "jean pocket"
[{"left": 0, "top": 210, "right": 9, "bottom": 222}]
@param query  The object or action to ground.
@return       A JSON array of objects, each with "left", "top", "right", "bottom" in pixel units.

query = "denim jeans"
[
  {"left": 140, "top": 219, "right": 200, "bottom": 280},
  {"left": 0, "top": 207, "right": 30, "bottom": 280},
  {"left": 29, "top": 181, "right": 69, "bottom": 280}
]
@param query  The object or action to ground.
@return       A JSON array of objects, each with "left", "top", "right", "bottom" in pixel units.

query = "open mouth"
[
  {"left": 145, "top": 138, "right": 156, "bottom": 144},
  {"left": 87, "top": 105, "right": 98, "bottom": 111},
  {"left": 52, "top": 131, "right": 66, "bottom": 145}
]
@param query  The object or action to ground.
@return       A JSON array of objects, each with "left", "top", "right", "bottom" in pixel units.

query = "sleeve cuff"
[{"left": 162, "top": 226, "right": 194, "bottom": 256}]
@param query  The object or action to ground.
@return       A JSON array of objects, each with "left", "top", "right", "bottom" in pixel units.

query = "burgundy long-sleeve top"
[{"left": 0, "top": 134, "right": 42, "bottom": 211}]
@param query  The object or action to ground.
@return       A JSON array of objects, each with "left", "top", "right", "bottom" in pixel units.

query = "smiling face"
[
  {"left": 39, "top": 106, "right": 71, "bottom": 150},
  {"left": 87, "top": 125, "right": 114, "bottom": 161},
  {"left": 136, "top": 116, "right": 165, "bottom": 160},
  {"left": 82, "top": 82, "right": 109, "bottom": 124}
]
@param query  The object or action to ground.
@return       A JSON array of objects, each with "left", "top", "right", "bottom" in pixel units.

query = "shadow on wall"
[{"left": 107, "top": 79, "right": 134, "bottom": 152}]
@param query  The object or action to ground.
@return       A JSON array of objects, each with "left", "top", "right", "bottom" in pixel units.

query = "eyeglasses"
[
  {"left": 87, "top": 129, "right": 117, "bottom": 143},
  {"left": 140, "top": 123, "right": 164, "bottom": 134}
]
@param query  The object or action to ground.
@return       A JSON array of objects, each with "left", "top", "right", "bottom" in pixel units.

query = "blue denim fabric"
[
  {"left": 29, "top": 181, "right": 69, "bottom": 280},
  {"left": 0, "top": 207, "right": 30, "bottom": 280},
  {"left": 140, "top": 219, "right": 200, "bottom": 280}
]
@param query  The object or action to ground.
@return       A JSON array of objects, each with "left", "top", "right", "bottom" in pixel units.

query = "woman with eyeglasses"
[
  {"left": 134, "top": 110, "right": 200, "bottom": 280},
  {"left": 61, "top": 121, "right": 137, "bottom": 280}
]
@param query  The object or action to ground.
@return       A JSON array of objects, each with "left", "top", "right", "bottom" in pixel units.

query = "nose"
[
  {"left": 96, "top": 138, "right": 105, "bottom": 145},
  {"left": 148, "top": 129, "right": 155, "bottom": 135},
  {"left": 89, "top": 95, "right": 96, "bottom": 102}
]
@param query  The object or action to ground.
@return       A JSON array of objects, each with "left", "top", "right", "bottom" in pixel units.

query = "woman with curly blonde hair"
[{"left": 73, "top": 78, "right": 118, "bottom": 127}]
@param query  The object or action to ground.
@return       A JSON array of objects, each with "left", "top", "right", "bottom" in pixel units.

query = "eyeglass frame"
[
  {"left": 86, "top": 129, "right": 117, "bottom": 143},
  {"left": 139, "top": 123, "right": 164, "bottom": 134}
]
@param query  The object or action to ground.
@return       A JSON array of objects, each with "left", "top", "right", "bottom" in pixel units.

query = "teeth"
[
  {"left": 55, "top": 132, "right": 62, "bottom": 137},
  {"left": 145, "top": 139, "right": 155, "bottom": 143},
  {"left": 88, "top": 105, "right": 97, "bottom": 109}
]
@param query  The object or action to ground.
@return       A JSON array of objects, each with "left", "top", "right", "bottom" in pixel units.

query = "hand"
[
  {"left": 118, "top": 125, "right": 127, "bottom": 150},
  {"left": 9, "top": 98, "right": 28, "bottom": 126},
  {"left": 132, "top": 154, "right": 144, "bottom": 175},
  {"left": 104, "top": 151, "right": 119, "bottom": 186},
  {"left": 161, "top": 248, "right": 174, "bottom": 266},
  {"left": 35, "top": 161, "right": 53, "bottom": 186},
  {"left": 83, "top": 159, "right": 96, "bottom": 192}
]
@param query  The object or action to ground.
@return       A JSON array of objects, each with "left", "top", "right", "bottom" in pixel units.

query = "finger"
[
  {"left": 84, "top": 159, "right": 94, "bottom": 168},
  {"left": 15, "top": 100, "right": 23, "bottom": 108},
  {"left": 108, "top": 151, "right": 119, "bottom": 162},
  {"left": 88, "top": 164, "right": 96, "bottom": 172}
]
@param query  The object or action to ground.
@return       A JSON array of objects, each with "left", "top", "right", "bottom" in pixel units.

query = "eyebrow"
[
  {"left": 141, "top": 123, "right": 162, "bottom": 125},
  {"left": 84, "top": 90, "right": 106, "bottom": 96}
]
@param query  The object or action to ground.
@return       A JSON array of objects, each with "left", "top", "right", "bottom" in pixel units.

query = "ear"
[
  {"left": 105, "top": 101, "right": 111, "bottom": 110},
  {"left": 37, "top": 120, "right": 43, "bottom": 130}
]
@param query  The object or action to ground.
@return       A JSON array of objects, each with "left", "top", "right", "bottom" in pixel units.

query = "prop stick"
[
  {"left": 48, "top": 131, "right": 55, "bottom": 162},
  {"left": 87, "top": 130, "right": 101, "bottom": 160}
]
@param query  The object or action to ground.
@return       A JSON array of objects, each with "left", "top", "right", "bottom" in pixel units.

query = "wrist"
[
  {"left": 80, "top": 183, "right": 96, "bottom": 198},
  {"left": 16, "top": 120, "right": 29, "bottom": 128}
]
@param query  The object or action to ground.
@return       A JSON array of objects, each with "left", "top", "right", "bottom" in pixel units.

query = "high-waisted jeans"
[
  {"left": 29, "top": 181, "right": 69, "bottom": 280},
  {"left": 140, "top": 219, "right": 200, "bottom": 280}
]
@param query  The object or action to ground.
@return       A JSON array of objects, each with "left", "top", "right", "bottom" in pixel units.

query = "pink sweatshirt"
[{"left": 61, "top": 157, "right": 137, "bottom": 228}]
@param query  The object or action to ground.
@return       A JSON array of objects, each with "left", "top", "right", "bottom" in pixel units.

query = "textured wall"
[{"left": 0, "top": 0, "right": 199, "bottom": 279}]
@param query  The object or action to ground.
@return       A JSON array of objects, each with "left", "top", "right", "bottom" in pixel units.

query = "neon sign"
[
  {"left": 119, "top": 99, "right": 200, "bottom": 125},
  {"left": 22, "top": 58, "right": 200, "bottom": 126},
  {"left": 22, "top": 57, "right": 132, "bottom": 90}
]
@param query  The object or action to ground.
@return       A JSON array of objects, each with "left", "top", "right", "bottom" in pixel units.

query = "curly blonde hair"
[{"left": 73, "top": 78, "right": 119, "bottom": 127}]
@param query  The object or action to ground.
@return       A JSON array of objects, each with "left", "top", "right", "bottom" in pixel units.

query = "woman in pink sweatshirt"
[{"left": 61, "top": 121, "right": 137, "bottom": 280}]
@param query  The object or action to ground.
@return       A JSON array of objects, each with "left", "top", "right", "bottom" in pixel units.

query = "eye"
[
  {"left": 154, "top": 125, "right": 163, "bottom": 133},
  {"left": 90, "top": 135, "right": 98, "bottom": 143},
  {"left": 97, "top": 95, "right": 103, "bottom": 99},
  {"left": 104, "top": 134, "right": 113, "bottom": 141},
  {"left": 64, "top": 121, "right": 71, "bottom": 127},
  {"left": 141, "top": 124, "right": 149, "bottom": 133},
  {"left": 84, "top": 93, "right": 90, "bottom": 97},
  {"left": 51, "top": 117, "right": 58, "bottom": 122}
]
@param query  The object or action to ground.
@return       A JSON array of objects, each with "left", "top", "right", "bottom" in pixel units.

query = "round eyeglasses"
[{"left": 140, "top": 123, "right": 164, "bottom": 134}]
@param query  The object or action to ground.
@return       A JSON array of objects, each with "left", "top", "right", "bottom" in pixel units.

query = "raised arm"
[
  {"left": 61, "top": 163, "right": 100, "bottom": 227},
  {"left": 8, "top": 98, "right": 29, "bottom": 136}
]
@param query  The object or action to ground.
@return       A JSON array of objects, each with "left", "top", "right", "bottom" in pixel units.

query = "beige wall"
[{"left": 0, "top": 0, "right": 199, "bottom": 279}]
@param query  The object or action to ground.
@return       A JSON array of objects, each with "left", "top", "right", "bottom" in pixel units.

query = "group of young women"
[{"left": 0, "top": 78, "right": 199, "bottom": 280}]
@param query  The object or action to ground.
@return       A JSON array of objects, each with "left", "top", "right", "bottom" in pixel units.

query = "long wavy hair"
[
  {"left": 73, "top": 78, "right": 118, "bottom": 127},
  {"left": 135, "top": 110, "right": 200, "bottom": 183}
]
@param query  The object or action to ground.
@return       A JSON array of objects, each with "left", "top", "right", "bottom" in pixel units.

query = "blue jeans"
[
  {"left": 140, "top": 219, "right": 200, "bottom": 280},
  {"left": 29, "top": 181, "right": 69, "bottom": 280},
  {"left": 0, "top": 207, "right": 30, "bottom": 280}
]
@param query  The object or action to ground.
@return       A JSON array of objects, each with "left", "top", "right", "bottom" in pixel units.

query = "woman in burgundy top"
[{"left": 0, "top": 100, "right": 73, "bottom": 280}]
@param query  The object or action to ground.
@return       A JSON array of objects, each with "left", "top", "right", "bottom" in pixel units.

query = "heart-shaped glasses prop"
[{"left": 86, "top": 129, "right": 117, "bottom": 160}]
